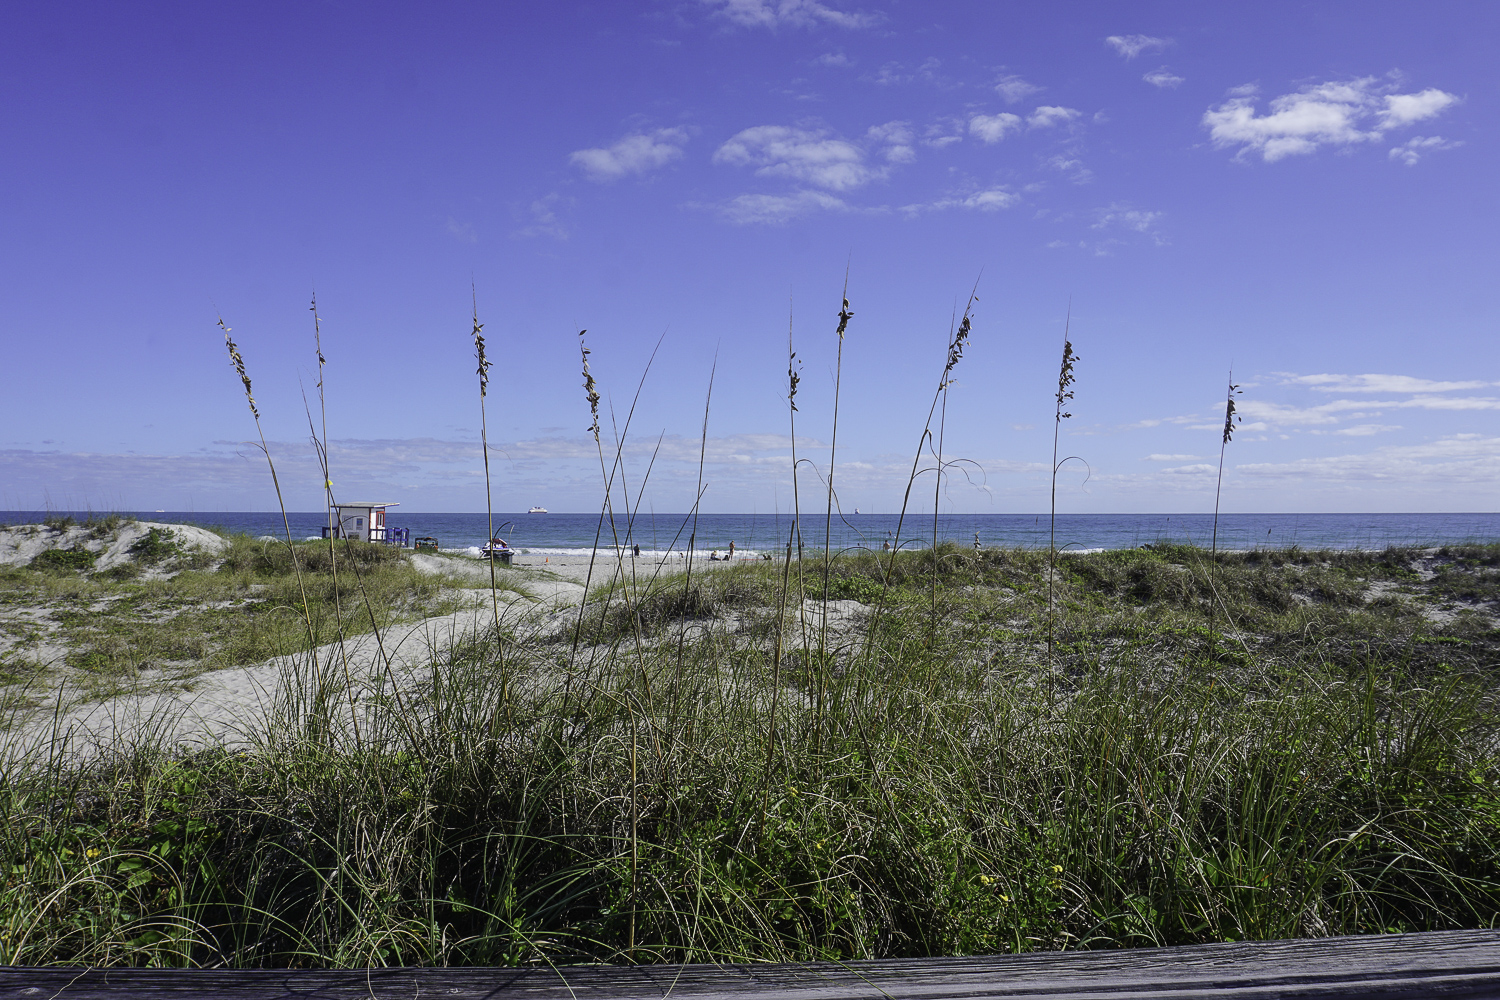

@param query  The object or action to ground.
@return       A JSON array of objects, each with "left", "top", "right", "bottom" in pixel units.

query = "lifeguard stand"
[{"left": 324, "top": 502, "right": 400, "bottom": 543}]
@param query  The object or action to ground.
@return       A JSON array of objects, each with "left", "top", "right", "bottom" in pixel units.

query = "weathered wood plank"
[{"left": 3, "top": 929, "right": 1499, "bottom": 999}]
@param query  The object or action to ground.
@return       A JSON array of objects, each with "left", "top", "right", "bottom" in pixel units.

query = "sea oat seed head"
[
  {"left": 579, "top": 329, "right": 601, "bottom": 440},
  {"left": 472, "top": 315, "right": 490, "bottom": 398},
  {"left": 836, "top": 297, "right": 853, "bottom": 339},
  {"left": 1223, "top": 379, "right": 1242, "bottom": 444},
  {"left": 219, "top": 318, "right": 259, "bottom": 419},
  {"left": 1055, "top": 339, "right": 1078, "bottom": 421}
]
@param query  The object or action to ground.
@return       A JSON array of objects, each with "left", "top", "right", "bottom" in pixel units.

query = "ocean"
[{"left": 4, "top": 510, "right": 1498, "bottom": 558}]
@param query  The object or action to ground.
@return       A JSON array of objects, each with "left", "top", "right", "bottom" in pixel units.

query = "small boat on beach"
[{"left": 528, "top": 506, "right": 547, "bottom": 514}]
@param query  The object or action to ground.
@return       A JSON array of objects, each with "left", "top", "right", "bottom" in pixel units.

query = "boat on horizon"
[{"left": 528, "top": 506, "right": 548, "bottom": 514}]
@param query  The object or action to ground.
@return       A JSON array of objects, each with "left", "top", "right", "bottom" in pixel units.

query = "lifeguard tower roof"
[{"left": 332, "top": 502, "right": 399, "bottom": 509}]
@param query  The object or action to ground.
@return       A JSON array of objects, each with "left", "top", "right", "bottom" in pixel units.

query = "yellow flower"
[
  {"left": 979, "top": 874, "right": 994, "bottom": 885},
  {"left": 1050, "top": 865, "right": 1063, "bottom": 873},
  {"left": 1000, "top": 894, "right": 1011, "bottom": 902},
  {"left": 86, "top": 848, "right": 101, "bottom": 859}
]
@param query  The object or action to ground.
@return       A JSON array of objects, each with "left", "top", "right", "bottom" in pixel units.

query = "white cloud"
[
  {"left": 1239, "top": 394, "right": 1500, "bottom": 432},
  {"left": 512, "top": 194, "right": 569, "bottom": 240},
  {"left": 902, "top": 187, "right": 1018, "bottom": 216},
  {"left": 569, "top": 128, "right": 688, "bottom": 180},
  {"left": 1143, "top": 68, "right": 1184, "bottom": 89},
  {"left": 994, "top": 74, "right": 1041, "bottom": 104},
  {"left": 1145, "top": 454, "right": 1201, "bottom": 461},
  {"left": 714, "top": 125, "right": 880, "bottom": 190},
  {"left": 1329, "top": 424, "right": 1401, "bottom": 436},
  {"left": 968, "top": 112, "right": 1021, "bottom": 143},
  {"left": 1028, "top": 105, "right": 1081, "bottom": 128},
  {"left": 866, "top": 120, "right": 916, "bottom": 162},
  {"left": 717, "top": 189, "right": 850, "bottom": 224},
  {"left": 1105, "top": 34, "right": 1169, "bottom": 59},
  {"left": 923, "top": 118, "right": 966, "bottom": 147},
  {"left": 1163, "top": 464, "right": 1216, "bottom": 475},
  {"left": 1282, "top": 373, "right": 1494, "bottom": 394},
  {"left": 1046, "top": 154, "right": 1093, "bottom": 184},
  {"left": 1093, "top": 204, "right": 1161, "bottom": 235},
  {"left": 1388, "top": 135, "right": 1461, "bottom": 165},
  {"left": 813, "top": 50, "right": 852, "bottom": 67},
  {"left": 938, "top": 188, "right": 1017, "bottom": 212},
  {"left": 1239, "top": 434, "right": 1500, "bottom": 485},
  {"left": 703, "top": 0, "right": 879, "bottom": 29},
  {"left": 869, "top": 57, "right": 946, "bottom": 87},
  {"left": 1203, "top": 77, "right": 1460, "bottom": 162},
  {"left": 1380, "top": 88, "right": 1460, "bottom": 127}
]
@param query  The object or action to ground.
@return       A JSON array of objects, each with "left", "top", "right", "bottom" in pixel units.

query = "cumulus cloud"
[
  {"left": 714, "top": 125, "right": 881, "bottom": 190},
  {"left": 869, "top": 57, "right": 947, "bottom": 87},
  {"left": 1143, "top": 68, "right": 1184, "bottom": 88},
  {"left": 866, "top": 120, "right": 916, "bottom": 162},
  {"left": 1028, "top": 105, "right": 1081, "bottom": 128},
  {"left": 1203, "top": 77, "right": 1460, "bottom": 162},
  {"left": 569, "top": 128, "right": 688, "bottom": 180},
  {"left": 1239, "top": 434, "right": 1500, "bottom": 485},
  {"left": 968, "top": 112, "right": 1021, "bottom": 143},
  {"left": 1283, "top": 373, "right": 1495, "bottom": 394},
  {"left": 813, "top": 50, "right": 852, "bottom": 67},
  {"left": 1093, "top": 204, "right": 1162, "bottom": 236},
  {"left": 1239, "top": 395, "right": 1500, "bottom": 432},
  {"left": 716, "top": 189, "right": 850, "bottom": 224},
  {"left": 912, "top": 187, "right": 1018, "bottom": 213},
  {"left": 1046, "top": 154, "right": 1093, "bottom": 184},
  {"left": 1106, "top": 34, "right": 1170, "bottom": 59},
  {"left": 1388, "top": 135, "right": 1461, "bottom": 165},
  {"left": 994, "top": 74, "right": 1041, "bottom": 103},
  {"left": 702, "top": 0, "right": 879, "bottom": 29}
]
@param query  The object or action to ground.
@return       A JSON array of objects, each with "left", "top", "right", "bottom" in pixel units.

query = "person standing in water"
[{"left": 728, "top": 540, "right": 736, "bottom": 559}]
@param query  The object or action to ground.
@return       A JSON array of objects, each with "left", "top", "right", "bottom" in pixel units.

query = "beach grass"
[
  {"left": 2, "top": 543, "right": 1498, "bottom": 966},
  {"left": 0, "top": 534, "right": 513, "bottom": 696},
  {"left": 4, "top": 291, "right": 1498, "bottom": 970}
]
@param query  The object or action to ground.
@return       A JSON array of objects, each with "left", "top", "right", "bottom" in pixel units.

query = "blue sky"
[{"left": 2, "top": 0, "right": 1495, "bottom": 514}]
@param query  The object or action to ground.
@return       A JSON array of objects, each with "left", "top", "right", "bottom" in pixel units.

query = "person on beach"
[
  {"left": 633, "top": 543, "right": 640, "bottom": 558},
  {"left": 728, "top": 540, "right": 735, "bottom": 559},
  {"left": 710, "top": 550, "right": 720, "bottom": 561}
]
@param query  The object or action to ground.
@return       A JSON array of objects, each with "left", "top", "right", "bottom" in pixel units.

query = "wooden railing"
[{"left": 3, "top": 929, "right": 1498, "bottom": 998}]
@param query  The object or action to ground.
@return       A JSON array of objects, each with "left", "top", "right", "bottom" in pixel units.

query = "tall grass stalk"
[
  {"left": 818, "top": 284, "right": 852, "bottom": 727},
  {"left": 929, "top": 303, "right": 963, "bottom": 638},
  {"left": 218, "top": 317, "right": 328, "bottom": 737},
  {"left": 675, "top": 360, "right": 717, "bottom": 710},
  {"left": 1207, "top": 373, "right": 1241, "bottom": 659},
  {"left": 301, "top": 295, "right": 363, "bottom": 745},
  {"left": 471, "top": 292, "right": 508, "bottom": 712},
  {"left": 1047, "top": 323, "right": 1079, "bottom": 703},
  {"left": 766, "top": 304, "right": 802, "bottom": 814},
  {"left": 877, "top": 287, "right": 976, "bottom": 609}
]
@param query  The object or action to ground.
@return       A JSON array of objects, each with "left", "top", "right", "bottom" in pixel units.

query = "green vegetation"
[
  {"left": 2, "top": 544, "right": 1497, "bottom": 967},
  {"left": 8, "top": 291, "right": 1487, "bottom": 970},
  {"left": 0, "top": 533, "right": 516, "bottom": 688}
]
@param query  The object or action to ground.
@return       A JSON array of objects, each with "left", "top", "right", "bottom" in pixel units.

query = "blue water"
[{"left": 4, "top": 510, "right": 1498, "bottom": 557}]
